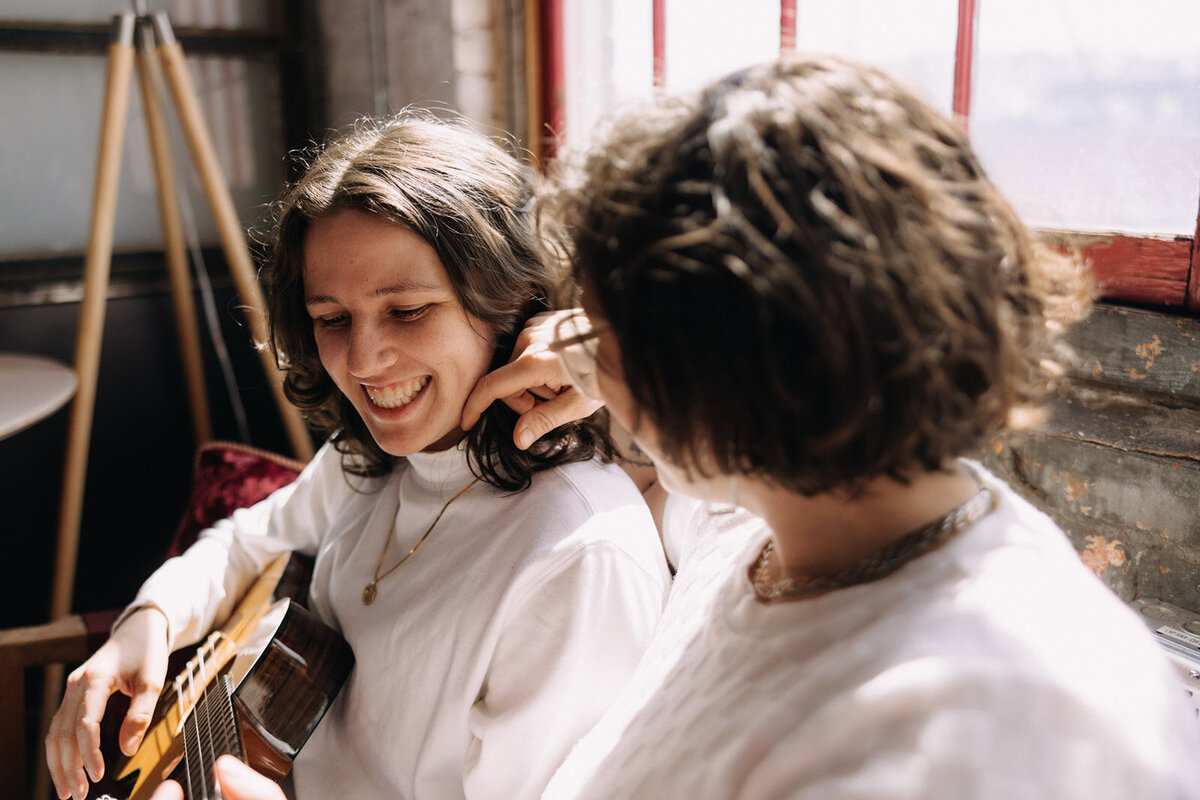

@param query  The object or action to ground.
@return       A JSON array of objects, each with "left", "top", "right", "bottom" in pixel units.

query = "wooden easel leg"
[
  {"left": 149, "top": 12, "right": 314, "bottom": 461},
  {"left": 51, "top": 12, "right": 136, "bottom": 628},
  {"left": 135, "top": 18, "right": 212, "bottom": 447},
  {"left": 41, "top": 16, "right": 137, "bottom": 800}
]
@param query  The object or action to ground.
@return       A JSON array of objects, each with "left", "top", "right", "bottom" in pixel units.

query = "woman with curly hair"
[
  {"left": 464, "top": 55, "right": 1200, "bottom": 798},
  {"left": 46, "top": 113, "right": 668, "bottom": 800}
]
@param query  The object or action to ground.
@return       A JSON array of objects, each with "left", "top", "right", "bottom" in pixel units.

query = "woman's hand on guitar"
[
  {"left": 213, "top": 756, "right": 286, "bottom": 800},
  {"left": 145, "top": 756, "right": 287, "bottom": 800},
  {"left": 46, "top": 606, "right": 170, "bottom": 800},
  {"left": 462, "top": 310, "right": 605, "bottom": 450}
]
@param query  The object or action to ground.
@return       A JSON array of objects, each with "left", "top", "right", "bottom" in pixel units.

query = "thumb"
[
  {"left": 513, "top": 389, "right": 603, "bottom": 449},
  {"left": 146, "top": 779, "right": 184, "bottom": 800},
  {"left": 214, "top": 755, "right": 287, "bottom": 800}
]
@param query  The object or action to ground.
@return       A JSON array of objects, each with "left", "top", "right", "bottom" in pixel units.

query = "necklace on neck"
[
  {"left": 362, "top": 477, "right": 480, "bottom": 606},
  {"left": 752, "top": 484, "right": 996, "bottom": 603}
]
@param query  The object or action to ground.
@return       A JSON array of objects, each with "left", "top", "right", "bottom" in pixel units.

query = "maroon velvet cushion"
[{"left": 167, "top": 441, "right": 305, "bottom": 557}]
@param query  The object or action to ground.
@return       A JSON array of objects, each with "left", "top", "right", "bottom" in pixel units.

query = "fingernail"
[{"left": 517, "top": 430, "right": 534, "bottom": 449}]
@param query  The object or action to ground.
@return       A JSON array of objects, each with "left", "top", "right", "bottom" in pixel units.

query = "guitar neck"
[{"left": 179, "top": 673, "right": 244, "bottom": 799}]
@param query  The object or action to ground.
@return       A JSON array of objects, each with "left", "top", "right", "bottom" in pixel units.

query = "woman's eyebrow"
[
  {"left": 305, "top": 281, "right": 443, "bottom": 305},
  {"left": 371, "top": 281, "right": 442, "bottom": 297}
]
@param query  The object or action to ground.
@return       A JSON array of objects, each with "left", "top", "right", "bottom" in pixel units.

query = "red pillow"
[{"left": 168, "top": 441, "right": 305, "bottom": 557}]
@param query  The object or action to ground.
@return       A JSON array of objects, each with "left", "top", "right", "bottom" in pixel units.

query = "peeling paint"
[
  {"left": 1159, "top": 566, "right": 1174, "bottom": 574},
  {"left": 990, "top": 438, "right": 1004, "bottom": 455},
  {"left": 1064, "top": 473, "right": 1088, "bottom": 501},
  {"left": 1136, "top": 520, "right": 1152, "bottom": 531},
  {"left": 1080, "top": 535, "right": 1126, "bottom": 577},
  {"left": 1135, "top": 335, "right": 1164, "bottom": 372}
]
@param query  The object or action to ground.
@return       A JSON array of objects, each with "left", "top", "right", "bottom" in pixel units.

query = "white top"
[
  {"left": 544, "top": 463, "right": 1200, "bottom": 800},
  {"left": 130, "top": 441, "right": 670, "bottom": 800}
]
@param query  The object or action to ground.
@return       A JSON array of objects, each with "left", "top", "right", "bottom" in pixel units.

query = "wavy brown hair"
[
  {"left": 541, "top": 55, "right": 1090, "bottom": 495},
  {"left": 265, "top": 112, "right": 613, "bottom": 491}
]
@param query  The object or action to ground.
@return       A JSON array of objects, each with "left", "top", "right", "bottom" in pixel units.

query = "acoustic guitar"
[{"left": 106, "top": 552, "right": 353, "bottom": 800}]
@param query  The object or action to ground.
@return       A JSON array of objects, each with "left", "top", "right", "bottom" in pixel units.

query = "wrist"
[{"left": 114, "top": 602, "right": 171, "bottom": 647}]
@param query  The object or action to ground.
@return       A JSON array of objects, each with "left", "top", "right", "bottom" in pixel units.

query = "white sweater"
[
  {"left": 544, "top": 463, "right": 1200, "bottom": 800},
  {"left": 130, "top": 441, "right": 670, "bottom": 800}
]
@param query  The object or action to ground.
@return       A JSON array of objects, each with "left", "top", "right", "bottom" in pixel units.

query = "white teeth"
[{"left": 367, "top": 376, "right": 429, "bottom": 409}]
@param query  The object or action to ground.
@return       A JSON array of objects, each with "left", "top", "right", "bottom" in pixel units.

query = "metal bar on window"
[
  {"left": 653, "top": 0, "right": 665, "bottom": 91},
  {"left": 781, "top": 0, "right": 796, "bottom": 54},
  {"left": 952, "top": 0, "right": 977, "bottom": 124},
  {"left": 0, "top": 21, "right": 283, "bottom": 56},
  {"left": 539, "top": 0, "right": 566, "bottom": 160}
]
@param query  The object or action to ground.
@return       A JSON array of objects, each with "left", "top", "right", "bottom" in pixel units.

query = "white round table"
[{"left": 0, "top": 353, "right": 77, "bottom": 440}]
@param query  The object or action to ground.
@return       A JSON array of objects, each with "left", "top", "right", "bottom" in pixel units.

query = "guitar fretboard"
[{"left": 181, "top": 673, "right": 243, "bottom": 799}]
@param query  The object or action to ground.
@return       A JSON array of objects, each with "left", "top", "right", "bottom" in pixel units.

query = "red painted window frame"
[
  {"left": 538, "top": 0, "right": 1200, "bottom": 312},
  {"left": 953, "top": 0, "right": 1199, "bottom": 311}
]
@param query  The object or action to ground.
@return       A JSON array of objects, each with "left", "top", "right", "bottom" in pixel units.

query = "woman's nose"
[{"left": 347, "top": 321, "right": 398, "bottom": 379}]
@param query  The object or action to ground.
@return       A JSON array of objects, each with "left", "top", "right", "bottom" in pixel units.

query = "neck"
[{"left": 742, "top": 461, "right": 980, "bottom": 583}]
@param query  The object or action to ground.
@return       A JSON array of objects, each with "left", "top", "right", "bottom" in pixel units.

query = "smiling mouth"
[{"left": 366, "top": 376, "right": 430, "bottom": 409}]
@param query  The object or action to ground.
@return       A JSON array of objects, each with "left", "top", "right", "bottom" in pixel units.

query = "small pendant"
[{"left": 362, "top": 582, "right": 377, "bottom": 606}]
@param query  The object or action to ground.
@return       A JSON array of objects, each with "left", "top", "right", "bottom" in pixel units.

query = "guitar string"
[
  {"left": 200, "top": 643, "right": 215, "bottom": 800},
  {"left": 167, "top": 630, "right": 239, "bottom": 798},
  {"left": 180, "top": 639, "right": 216, "bottom": 799},
  {"left": 179, "top": 663, "right": 197, "bottom": 800},
  {"left": 196, "top": 642, "right": 223, "bottom": 799}
]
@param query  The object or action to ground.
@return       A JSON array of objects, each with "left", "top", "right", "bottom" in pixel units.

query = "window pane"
[
  {"left": 0, "top": 51, "right": 283, "bottom": 257},
  {"left": 1, "top": 0, "right": 271, "bottom": 28},
  {"left": 794, "top": 0, "right": 958, "bottom": 115},
  {"left": 563, "top": 0, "right": 654, "bottom": 153},
  {"left": 664, "top": 0, "right": 779, "bottom": 94},
  {"left": 972, "top": 0, "right": 1200, "bottom": 235}
]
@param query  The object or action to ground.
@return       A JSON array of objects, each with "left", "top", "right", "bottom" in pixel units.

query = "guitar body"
[{"left": 109, "top": 553, "right": 354, "bottom": 800}]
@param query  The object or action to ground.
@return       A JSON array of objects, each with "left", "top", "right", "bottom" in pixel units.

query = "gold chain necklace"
[
  {"left": 362, "top": 477, "right": 480, "bottom": 606},
  {"left": 752, "top": 485, "right": 996, "bottom": 603}
]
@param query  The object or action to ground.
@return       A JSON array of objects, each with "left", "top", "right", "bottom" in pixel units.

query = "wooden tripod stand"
[
  {"left": 53, "top": 10, "right": 314, "bottom": 626},
  {"left": 34, "top": 14, "right": 317, "bottom": 795}
]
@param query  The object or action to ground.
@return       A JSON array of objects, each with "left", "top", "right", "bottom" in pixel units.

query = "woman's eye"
[
  {"left": 391, "top": 305, "right": 430, "bottom": 321},
  {"left": 314, "top": 314, "right": 348, "bottom": 328}
]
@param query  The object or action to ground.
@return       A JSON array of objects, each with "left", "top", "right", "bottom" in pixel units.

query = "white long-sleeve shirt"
[
  {"left": 545, "top": 462, "right": 1200, "bottom": 800},
  {"left": 130, "top": 440, "right": 670, "bottom": 800}
]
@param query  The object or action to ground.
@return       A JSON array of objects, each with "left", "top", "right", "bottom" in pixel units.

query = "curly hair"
[
  {"left": 264, "top": 111, "right": 614, "bottom": 491},
  {"left": 540, "top": 55, "right": 1090, "bottom": 495}
]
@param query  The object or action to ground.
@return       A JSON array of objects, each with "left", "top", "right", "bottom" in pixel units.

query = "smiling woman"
[
  {"left": 44, "top": 113, "right": 669, "bottom": 800},
  {"left": 302, "top": 211, "right": 497, "bottom": 457},
  {"left": 266, "top": 114, "right": 607, "bottom": 490}
]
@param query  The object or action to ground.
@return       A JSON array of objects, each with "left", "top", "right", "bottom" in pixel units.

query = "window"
[
  {"left": 0, "top": 1, "right": 307, "bottom": 261},
  {"left": 540, "top": 0, "right": 1200, "bottom": 310}
]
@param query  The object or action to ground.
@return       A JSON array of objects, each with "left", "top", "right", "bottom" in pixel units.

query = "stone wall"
[{"left": 977, "top": 304, "right": 1200, "bottom": 613}]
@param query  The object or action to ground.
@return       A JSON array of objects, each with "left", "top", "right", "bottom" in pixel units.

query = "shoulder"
[
  {"left": 486, "top": 457, "right": 666, "bottom": 581},
  {"left": 515, "top": 457, "right": 652, "bottom": 531},
  {"left": 745, "top": 598, "right": 1198, "bottom": 799},
  {"left": 265, "top": 439, "right": 391, "bottom": 528},
  {"left": 662, "top": 494, "right": 763, "bottom": 571}
]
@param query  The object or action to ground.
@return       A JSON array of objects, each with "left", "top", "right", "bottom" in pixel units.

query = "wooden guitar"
[{"left": 105, "top": 552, "right": 353, "bottom": 800}]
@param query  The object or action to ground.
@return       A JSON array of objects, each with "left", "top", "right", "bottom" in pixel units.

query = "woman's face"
[{"left": 303, "top": 208, "right": 496, "bottom": 456}]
